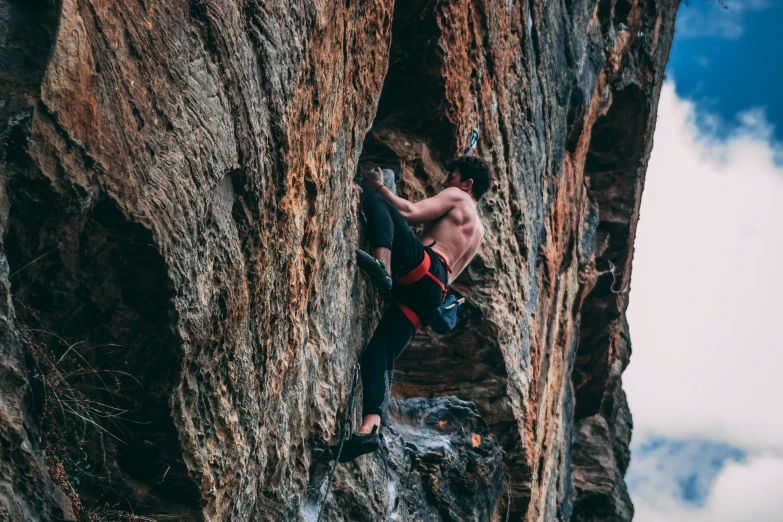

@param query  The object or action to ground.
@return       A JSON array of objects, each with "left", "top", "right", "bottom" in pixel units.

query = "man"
[{"left": 334, "top": 156, "right": 492, "bottom": 462}]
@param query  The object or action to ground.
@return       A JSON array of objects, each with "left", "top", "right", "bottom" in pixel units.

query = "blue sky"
[
  {"left": 625, "top": 1, "right": 783, "bottom": 520},
  {"left": 668, "top": 1, "right": 783, "bottom": 141}
]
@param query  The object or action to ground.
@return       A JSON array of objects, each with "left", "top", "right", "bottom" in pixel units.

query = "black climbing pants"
[{"left": 360, "top": 192, "right": 448, "bottom": 419}]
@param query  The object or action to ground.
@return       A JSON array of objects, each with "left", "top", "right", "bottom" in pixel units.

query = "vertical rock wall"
[
  {"left": 0, "top": 0, "right": 679, "bottom": 520},
  {"left": 1, "top": 1, "right": 70, "bottom": 520}
]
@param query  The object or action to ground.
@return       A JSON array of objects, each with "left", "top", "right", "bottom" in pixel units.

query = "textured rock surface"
[
  {"left": 0, "top": 1, "right": 71, "bottom": 520},
  {"left": 0, "top": 0, "right": 679, "bottom": 520},
  {"left": 309, "top": 397, "right": 503, "bottom": 522},
  {"left": 571, "top": 319, "right": 633, "bottom": 521}
]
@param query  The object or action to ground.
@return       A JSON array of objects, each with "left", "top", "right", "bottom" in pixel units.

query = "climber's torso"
[{"left": 419, "top": 191, "right": 483, "bottom": 284}]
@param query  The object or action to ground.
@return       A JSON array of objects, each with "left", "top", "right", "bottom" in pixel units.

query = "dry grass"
[
  {"left": 90, "top": 508, "right": 160, "bottom": 522},
  {"left": 19, "top": 325, "right": 155, "bottom": 522}
]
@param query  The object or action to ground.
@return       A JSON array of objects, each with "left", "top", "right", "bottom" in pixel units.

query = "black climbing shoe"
[
  {"left": 355, "top": 249, "right": 393, "bottom": 294},
  {"left": 331, "top": 430, "right": 380, "bottom": 463}
]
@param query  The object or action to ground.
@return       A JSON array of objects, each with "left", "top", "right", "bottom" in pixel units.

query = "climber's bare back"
[{"left": 419, "top": 188, "right": 483, "bottom": 283}]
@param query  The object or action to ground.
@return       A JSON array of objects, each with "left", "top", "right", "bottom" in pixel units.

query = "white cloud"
[
  {"left": 626, "top": 81, "right": 783, "bottom": 451},
  {"left": 677, "top": 8, "right": 743, "bottom": 40},
  {"left": 677, "top": 1, "right": 771, "bottom": 40},
  {"left": 625, "top": 81, "right": 783, "bottom": 520},
  {"left": 633, "top": 456, "right": 783, "bottom": 522},
  {"left": 694, "top": 56, "right": 710, "bottom": 67},
  {"left": 627, "top": 438, "right": 745, "bottom": 507}
]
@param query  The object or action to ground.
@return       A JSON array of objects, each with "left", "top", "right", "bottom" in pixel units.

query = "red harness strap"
[
  {"left": 396, "top": 251, "right": 447, "bottom": 298},
  {"left": 436, "top": 252, "right": 453, "bottom": 275},
  {"left": 397, "top": 303, "right": 422, "bottom": 332},
  {"left": 394, "top": 251, "right": 449, "bottom": 331},
  {"left": 396, "top": 251, "right": 432, "bottom": 284}
]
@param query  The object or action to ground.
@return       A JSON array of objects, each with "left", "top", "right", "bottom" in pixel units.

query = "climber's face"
[{"left": 444, "top": 169, "right": 474, "bottom": 195}]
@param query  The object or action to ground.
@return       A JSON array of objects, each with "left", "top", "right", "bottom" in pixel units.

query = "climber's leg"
[
  {"left": 331, "top": 305, "right": 415, "bottom": 463},
  {"left": 332, "top": 192, "right": 428, "bottom": 463},
  {"left": 357, "top": 192, "right": 425, "bottom": 291},
  {"left": 359, "top": 305, "right": 416, "bottom": 430},
  {"left": 357, "top": 193, "right": 394, "bottom": 292},
  {"left": 361, "top": 192, "right": 393, "bottom": 257}
]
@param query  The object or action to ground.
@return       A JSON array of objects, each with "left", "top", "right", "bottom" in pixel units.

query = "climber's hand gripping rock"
[{"left": 362, "top": 167, "right": 385, "bottom": 192}]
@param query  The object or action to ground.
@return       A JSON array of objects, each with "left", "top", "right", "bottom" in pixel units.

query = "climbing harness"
[
  {"left": 316, "top": 362, "right": 361, "bottom": 522},
  {"left": 394, "top": 250, "right": 450, "bottom": 332}
]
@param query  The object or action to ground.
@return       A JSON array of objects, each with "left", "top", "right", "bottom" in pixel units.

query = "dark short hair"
[{"left": 446, "top": 156, "right": 493, "bottom": 200}]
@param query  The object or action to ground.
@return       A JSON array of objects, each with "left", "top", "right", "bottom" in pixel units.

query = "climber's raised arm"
[{"left": 362, "top": 168, "right": 459, "bottom": 225}]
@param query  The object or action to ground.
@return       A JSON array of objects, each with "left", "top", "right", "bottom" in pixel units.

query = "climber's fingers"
[{"left": 363, "top": 168, "right": 384, "bottom": 190}]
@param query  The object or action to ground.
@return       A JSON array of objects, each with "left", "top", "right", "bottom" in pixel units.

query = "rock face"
[
  {"left": 570, "top": 319, "right": 634, "bottom": 521},
  {"left": 0, "top": 0, "right": 679, "bottom": 520},
  {"left": 308, "top": 397, "right": 504, "bottom": 522}
]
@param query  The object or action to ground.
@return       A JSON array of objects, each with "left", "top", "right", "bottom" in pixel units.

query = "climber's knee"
[{"left": 362, "top": 191, "right": 384, "bottom": 209}]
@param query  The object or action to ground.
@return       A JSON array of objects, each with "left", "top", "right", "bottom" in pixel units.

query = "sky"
[{"left": 624, "top": 1, "right": 783, "bottom": 521}]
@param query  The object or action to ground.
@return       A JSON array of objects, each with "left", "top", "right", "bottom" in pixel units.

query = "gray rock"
[
  {"left": 381, "top": 168, "right": 398, "bottom": 196},
  {"left": 308, "top": 397, "right": 502, "bottom": 522},
  {"left": 358, "top": 167, "right": 397, "bottom": 196}
]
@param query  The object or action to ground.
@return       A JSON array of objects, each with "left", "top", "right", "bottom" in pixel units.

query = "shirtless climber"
[{"left": 334, "top": 156, "right": 492, "bottom": 462}]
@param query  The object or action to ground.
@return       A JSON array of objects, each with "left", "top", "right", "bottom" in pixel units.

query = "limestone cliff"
[{"left": 0, "top": 0, "right": 679, "bottom": 520}]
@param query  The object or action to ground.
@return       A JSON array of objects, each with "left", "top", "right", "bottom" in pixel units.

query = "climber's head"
[{"left": 444, "top": 156, "right": 492, "bottom": 201}]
